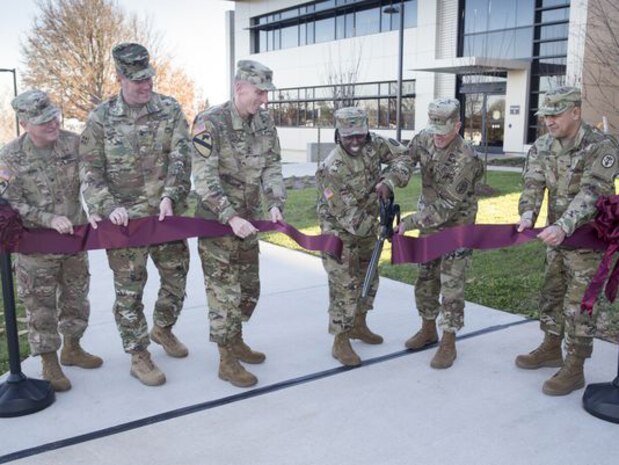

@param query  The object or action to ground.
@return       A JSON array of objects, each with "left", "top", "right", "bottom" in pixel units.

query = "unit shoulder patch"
[
  {"left": 193, "top": 131, "right": 213, "bottom": 158},
  {"left": 601, "top": 153, "right": 616, "bottom": 169}
]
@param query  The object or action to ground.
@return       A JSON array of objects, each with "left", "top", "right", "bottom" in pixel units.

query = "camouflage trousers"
[
  {"left": 415, "top": 248, "right": 471, "bottom": 333},
  {"left": 106, "top": 240, "right": 189, "bottom": 353},
  {"left": 538, "top": 246, "right": 603, "bottom": 358},
  {"left": 15, "top": 252, "right": 90, "bottom": 356},
  {"left": 198, "top": 235, "right": 260, "bottom": 345},
  {"left": 321, "top": 233, "right": 378, "bottom": 335}
]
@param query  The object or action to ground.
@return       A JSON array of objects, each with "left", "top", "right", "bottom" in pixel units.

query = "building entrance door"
[
  {"left": 462, "top": 92, "right": 506, "bottom": 153},
  {"left": 459, "top": 78, "right": 506, "bottom": 154}
]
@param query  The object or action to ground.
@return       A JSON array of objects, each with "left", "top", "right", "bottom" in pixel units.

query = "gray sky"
[{"left": 0, "top": 0, "right": 234, "bottom": 104}]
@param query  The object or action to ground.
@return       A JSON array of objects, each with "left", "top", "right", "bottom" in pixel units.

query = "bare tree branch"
[{"left": 21, "top": 0, "right": 200, "bottom": 122}]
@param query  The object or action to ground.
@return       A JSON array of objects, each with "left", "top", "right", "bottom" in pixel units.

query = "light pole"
[
  {"left": 0, "top": 68, "right": 20, "bottom": 137},
  {"left": 383, "top": 0, "right": 404, "bottom": 142}
]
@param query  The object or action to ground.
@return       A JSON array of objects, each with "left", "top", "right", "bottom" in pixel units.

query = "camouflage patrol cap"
[
  {"left": 235, "top": 60, "right": 276, "bottom": 91},
  {"left": 427, "top": 98, "right": 460, "bottom": 135},
  {"left": 112, "top": 42, "right": 155, "bottom": 81},
  {"left": 536, "top": 86, "right": 581, "bottom": 116},
  {"left": 11, "top": 89, "right": 60, "bottom": 125},
  {"left": 335, "top": 107, "right": 368, "bottom": 137}
]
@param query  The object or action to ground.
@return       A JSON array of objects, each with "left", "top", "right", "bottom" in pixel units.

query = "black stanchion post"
[
  {"left": 0, "top": 66, "right": 55, "bottom": 416},
  {"left": 582, "top": 348, "right": 619, "bottom": 424},
  {"left": 0, "top": 217, "right": 55, "bottom": 417}
]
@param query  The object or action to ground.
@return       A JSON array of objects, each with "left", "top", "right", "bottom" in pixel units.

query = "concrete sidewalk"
[{"left": 1, "top": 238, "right": 618, "bottom": 465}]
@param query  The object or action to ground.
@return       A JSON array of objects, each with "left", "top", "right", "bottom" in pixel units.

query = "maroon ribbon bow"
[{"left": 581, "top": 195, "right": 619, "bottom": 315}]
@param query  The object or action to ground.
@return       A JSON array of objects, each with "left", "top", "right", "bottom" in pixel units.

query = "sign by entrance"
[{"left": 510, "top": 105, "right": 520, "bottom": 115}]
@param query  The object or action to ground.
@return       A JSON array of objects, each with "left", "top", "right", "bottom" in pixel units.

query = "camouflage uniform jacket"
[
  {"left": 519, "top": 123, "right": 619, "bottom": 236},
  {"left": 192, "top": 100, "right": 286, "bottom": 223},
  {"left": 79, "top": 92, "right": 192, "bottom": 218},
  {"left": 404, "top": 130, "right": 484, "bottom": 233},
  {"left": 0, "top": 130, "right": 85, "bottom": 228},
  {"left": 317, "top": 134, "right": 412, "bottom": 237}
]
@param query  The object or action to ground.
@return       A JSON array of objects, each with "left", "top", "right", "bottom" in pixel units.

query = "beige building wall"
[{"left": 579, "top": 0, "right": 619, "bottom": 135}]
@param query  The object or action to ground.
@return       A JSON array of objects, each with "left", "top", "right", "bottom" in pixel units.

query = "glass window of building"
[
  {"left": 459, "top": 0, "right": 570, "bottom": 143},
  {"left": 251, "top": 0, "right": 417, "bottom": 53},
  {"left": 542, "top": 0, "right": 569, "bottom": 6},
  {"left": 268, "top": 80, "right": 415, "bottom": 130},
  {"left": 461, "top": 0, "right": 535, "bottom": 60},
  {"left": 541, "top": 7, "right": 570, "bottom": 22},
  {"left": 403, "top": 1, "right": 416, "bottom": 27},
  {"left": 315, "top": 15, "right": 335, "bottom": 43},
  {"left": 354, "top": 7, "right": 381, "bottom": 36},
  {"left": 335, "top": 13, "right": 355, "bottom": 40},
  {"left": 280, "top": 24, "right": 298, "bottom": 49}
]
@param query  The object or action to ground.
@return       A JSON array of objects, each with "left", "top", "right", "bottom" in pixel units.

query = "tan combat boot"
[
  {"left": 230, "top": 331, "right": 265, "bottom": 364},
  {"left": 430, "top": 331, "right": 457, "bottom": 369},
  {"left": 542, "top": 354, "right": 585, "bottom": 396},
  {"left": 218, "top": 344, "right": 258, "bottom": 388},
  {"left": 150, "top": 324, "right": 189, "bottom": 358},
  {"left": 130, "top": 349, "right": 166, "bottom": 386},
  {"left": 515, "top": 333, "right": 563, "bottom": 369},
  {"left": 331, "top": 332, "right": 361, "bottom": 367},
  {"left": 41, "top": 352, "right": 71, "bottom": 392},
  {"left": 404, "top": 319, "right": 438, "bottom": 350},
  {"left": 60, "top": 336, "right": 103, "bottom": 369},
  {"left": 349, "top": 312, "right": 384, "bottom": 345}
]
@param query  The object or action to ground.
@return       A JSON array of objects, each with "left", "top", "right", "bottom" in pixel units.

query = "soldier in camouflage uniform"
[
  {"left": 191, "top": 60, "right": 286, "bottom": 388},
  {"left": 396, "top": 98, "right": 484, "bottom": 369},
  {"left": 515, "top": 87, "right": 619, "bottom": 396},
  {"left": 80, "top": 43, "right": 192, "bottom": 387},
  {"left": 0, "top": 90, "right": 102, "bottom": 392},
  {"left": 316, "top": 107, "right": 412, "bottom": 366}
]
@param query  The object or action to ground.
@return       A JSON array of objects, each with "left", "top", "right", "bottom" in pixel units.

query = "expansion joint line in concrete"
[{"left": 0, "top": 319, "right": 533, "bottom": 464}]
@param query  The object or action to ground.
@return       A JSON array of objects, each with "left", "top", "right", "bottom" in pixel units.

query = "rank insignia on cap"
[
  {"left": 601, "top": 154, "right": 616, "bottom": 168},
  {"left": 323, "top": 187, "right": 334, "bottom": 200},
  {"left": 193, "top": 132, "right": 212, "bottom": 158}
]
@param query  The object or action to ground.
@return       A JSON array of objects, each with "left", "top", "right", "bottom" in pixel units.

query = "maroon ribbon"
[
  {"left": 2, "top": 216, "right": 343, "bottom": 259},
  {"left": 3, "top": 198, "right": 616, "bottom": 316},
  {"left": 391, "top": 223, "right": 605, "bottom": 264},
  {"left": 580, "top": 195, "right": 619, "bottom": 315}
]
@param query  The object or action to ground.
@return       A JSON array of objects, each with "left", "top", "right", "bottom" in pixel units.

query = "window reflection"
[
  {"left": 355, "top": 7, "right": 380, "bottom": 36},
  {"left": 540, "top": 23, "right": 569, "bottom": 40},
  {"left": 315, "top": 16, "right": 335, "bottom": 43},
  {"left": 541, "top": 0, "right": 569, "bottom": 7},
  {"left": 515, "top": 0, "right": 535, "bottom": 27},
  {"left": 538, "top": 40, "right": 567, "bottom": 57},
  {"left": 268, "top": 80, "right": 415, "bottom": 130},
  {"left": 541, "top": 7, "right": 570, "bottom": 23},
  {"left": 460, "top": 0, "right": 570, "bottom": 143},
  {"left": 252, "top": 0, "right": 417, "bottom": 53},
  {"left": 280, "top": 24, "right": 298, "bottom": 49}
]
